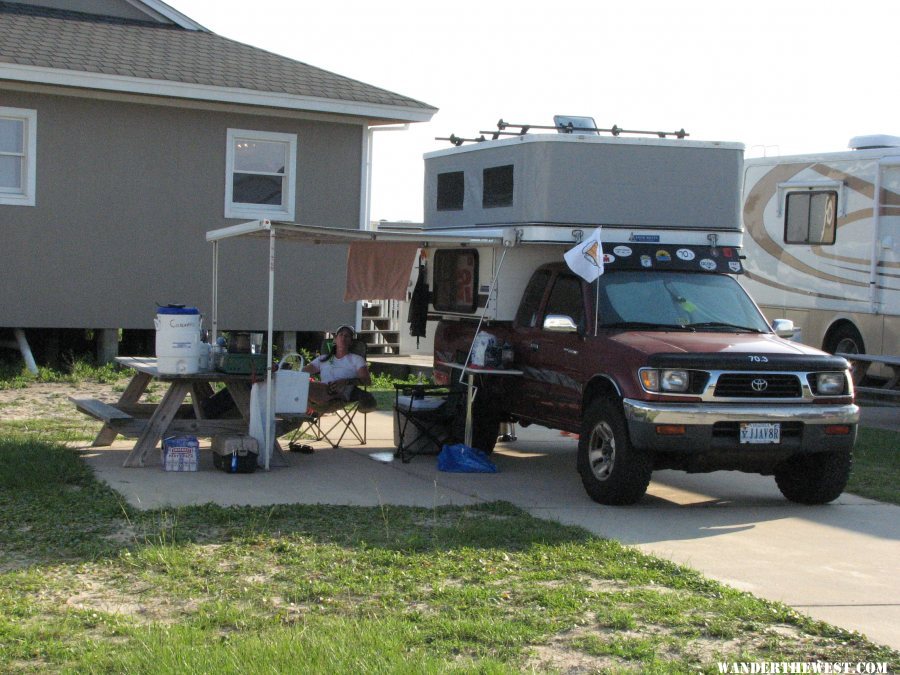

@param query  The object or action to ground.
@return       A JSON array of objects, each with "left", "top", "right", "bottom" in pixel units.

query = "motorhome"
[{"left": 740, "top": 136, "right": 900, "bottom": 373}]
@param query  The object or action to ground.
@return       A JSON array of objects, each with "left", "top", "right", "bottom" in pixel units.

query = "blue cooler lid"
[{"left": 157, "top": 304, "right": 200, "bottom": 315}]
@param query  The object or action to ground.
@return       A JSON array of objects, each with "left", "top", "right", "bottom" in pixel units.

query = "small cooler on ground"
[
  {"left": 212, "top": 434, "right": 259, "bottom": 473},
  {"left": 162, "top": 436, "right": 199, "bottom": 471}
]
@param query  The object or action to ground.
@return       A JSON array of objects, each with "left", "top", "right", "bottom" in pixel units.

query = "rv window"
[
  {"left": 544, "top": 274, "right": 586, "bottom": 332},
  {"left": 784, "top": 191, "right": 837, "bottom": 244},
  {"left": 482, "top": 165, "right": 514, "bottom": 208},
  {"left": 516, "top": 270, "right": 552, "bottom": 327},
  {"left": 433, "top": 249, "right": 479, "bottom": 313},
  {"left": 436, "top": 171, "right": 464, "bottom": 211}
]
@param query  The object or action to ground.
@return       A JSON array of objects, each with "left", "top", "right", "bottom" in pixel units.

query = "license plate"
[{"left": 740, "top": 422, "right": 781, "bottom": 444}]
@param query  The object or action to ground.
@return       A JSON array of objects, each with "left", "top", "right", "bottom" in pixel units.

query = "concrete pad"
[{"left": 81, "top": 408, "right": 900, "bottom": 650}]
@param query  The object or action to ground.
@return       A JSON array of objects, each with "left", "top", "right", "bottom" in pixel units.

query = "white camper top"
[{"left": 423, "top": 133, "right": 745, "bottom": 232}]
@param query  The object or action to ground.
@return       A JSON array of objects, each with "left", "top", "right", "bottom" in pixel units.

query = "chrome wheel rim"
[{"left": 588, "top": 421, "right": 615, "bottom": 481}]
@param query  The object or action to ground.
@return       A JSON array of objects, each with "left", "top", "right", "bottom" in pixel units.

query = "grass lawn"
[{"left": 0, "top": 439, "right": 898, "bottom": 672}]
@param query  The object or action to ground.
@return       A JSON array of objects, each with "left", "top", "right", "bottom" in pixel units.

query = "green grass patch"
[
  {"left": 848, "top": 427, "right": 900, "bottom": 504},
  {"left": 0, "top": 436, "right": 896, "bottom": 672}
]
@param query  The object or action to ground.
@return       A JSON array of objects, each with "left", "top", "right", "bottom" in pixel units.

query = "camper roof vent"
[{"left": 848, "top": 134, "right": 900, "bottom": 150}]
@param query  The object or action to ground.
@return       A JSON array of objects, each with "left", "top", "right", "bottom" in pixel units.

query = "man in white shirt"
[{"left": 303, "top": 325, "right": 376, "bottom": 412}]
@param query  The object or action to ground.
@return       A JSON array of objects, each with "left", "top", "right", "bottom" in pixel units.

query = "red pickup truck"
[{"left": 433, "top": 260, "right": 859, "bottom": 505}]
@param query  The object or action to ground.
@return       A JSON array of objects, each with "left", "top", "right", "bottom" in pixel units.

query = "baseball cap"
[{"left": 335, "top": 324, "right": 355, "bottom": 338}]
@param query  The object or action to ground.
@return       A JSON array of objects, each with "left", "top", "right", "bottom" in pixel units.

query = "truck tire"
[
  {"left": 774, "top": 450, "right": 852, "bottom": 504},
  {"left": 577, "top": 399, "right": 652, "bottom": 505}
]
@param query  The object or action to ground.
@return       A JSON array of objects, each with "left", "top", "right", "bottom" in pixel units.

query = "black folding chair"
[{"left": 393, "top": 383, "right": 463, "bottom": 463}]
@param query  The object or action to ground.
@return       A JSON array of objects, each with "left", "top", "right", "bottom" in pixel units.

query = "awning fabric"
[{"left": 344, "top": 241, "right": 420, "bottom": 301}]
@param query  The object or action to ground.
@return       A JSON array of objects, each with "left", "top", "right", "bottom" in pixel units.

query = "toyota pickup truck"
[
  {"left": 415, "top": 124, "right": 858, "bottom": 505},
  {"left": 432, "top": 257, "right": 858, "bottom": 505}
]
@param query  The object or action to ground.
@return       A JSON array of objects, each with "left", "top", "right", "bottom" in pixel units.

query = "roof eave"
[{"left": 0, "top": 63, "right": 437, "bottom": 123}]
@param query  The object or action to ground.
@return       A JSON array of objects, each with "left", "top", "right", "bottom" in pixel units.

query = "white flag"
[{"left": 564, "top": 227, "right": 604, "bottom": 282}]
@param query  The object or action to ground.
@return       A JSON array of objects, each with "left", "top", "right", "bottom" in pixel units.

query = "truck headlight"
[
  {"left": 640, "top": 368, "right": 690, "bottom": 393},
  {"left": 815, "top": 372, "right": 846, "bottom": 395}
]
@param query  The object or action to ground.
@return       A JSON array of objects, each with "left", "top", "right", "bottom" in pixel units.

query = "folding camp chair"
[
  {"left": 286, "top": 337, "right": 371, "bottom": 449},
  {"left": 393, "top": 383, "right": 464, "bottom": 463}
]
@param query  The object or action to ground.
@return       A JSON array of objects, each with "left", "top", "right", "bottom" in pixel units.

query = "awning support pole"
[{"left": 263, "top": 227, "right": 276, "bottom": 470}]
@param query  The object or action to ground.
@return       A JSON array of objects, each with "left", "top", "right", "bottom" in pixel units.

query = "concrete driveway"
[{"left": 82, "top": 406, "right": 900, "bottom": 651}]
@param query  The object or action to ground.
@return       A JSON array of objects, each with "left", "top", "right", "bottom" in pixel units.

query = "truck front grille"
[{"left": 713, "top": 373, "right": 802, "bottom": 398}]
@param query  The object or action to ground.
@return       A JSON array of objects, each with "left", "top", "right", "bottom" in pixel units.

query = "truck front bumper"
[{"left": 622, "top": 398, "right": 859, "bottom": 458}]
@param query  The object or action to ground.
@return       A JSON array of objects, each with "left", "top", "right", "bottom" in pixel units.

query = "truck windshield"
[{"left": 595, "top": 271, "right": 771, "bottom": 333}]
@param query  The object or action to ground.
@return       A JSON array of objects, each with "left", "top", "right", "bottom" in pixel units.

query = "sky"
[{"left": 167, "top": 0, "right": 899, "bottom": 223}]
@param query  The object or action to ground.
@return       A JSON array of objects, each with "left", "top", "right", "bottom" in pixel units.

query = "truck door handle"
[{"left": 530, "top": 342, "right": 539, "bottom": 352}]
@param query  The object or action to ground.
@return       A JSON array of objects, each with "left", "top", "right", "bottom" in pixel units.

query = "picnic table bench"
[
  {"left": 837, "top": 352, "right": 900, "bottom": 399},
  {"left": 71, "top": 357, "right": 311, "bottom": 468}
]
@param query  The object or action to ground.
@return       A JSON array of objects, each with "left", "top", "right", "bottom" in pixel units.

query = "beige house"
[{"left": 0, "top": 0, "right": 435, "bottom": 361}]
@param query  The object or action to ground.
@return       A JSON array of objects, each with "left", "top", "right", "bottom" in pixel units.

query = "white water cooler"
[{"left": 154, "top": 306, "right": 201, "bottom": 374}]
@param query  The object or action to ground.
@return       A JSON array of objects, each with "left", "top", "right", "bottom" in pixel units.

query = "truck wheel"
[
  {"left": 774, "top": 450, "right": 852, "bottom": 504},
  {"left": 824, "top": 324, "right": 864, "bottom": 355},
  {"left": 577, "top": 399, "right": 652, "bottom": 505}
]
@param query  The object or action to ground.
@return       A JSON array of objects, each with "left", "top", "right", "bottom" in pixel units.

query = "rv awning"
[{"left": 203, "top": 219, "right": 510, "bottom": 469}]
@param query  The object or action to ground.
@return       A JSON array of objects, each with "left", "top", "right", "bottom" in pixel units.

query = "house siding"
[{"left": 0, "top": 90, "right": 361, "bottom": 332}]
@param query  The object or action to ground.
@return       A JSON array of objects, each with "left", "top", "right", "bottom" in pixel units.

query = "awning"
[{"left": 204, "top": 219, "right": 509, "bottom": 469}]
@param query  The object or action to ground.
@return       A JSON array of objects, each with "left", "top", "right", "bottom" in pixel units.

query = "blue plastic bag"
[{"left": 437, "top": 443, "right": 498, "bottom": 473}]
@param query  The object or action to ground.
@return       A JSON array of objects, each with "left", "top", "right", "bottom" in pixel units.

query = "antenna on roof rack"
[
  {"left": 437, "top": 119, "right": 690, "bottom": 146},
  {"left": 480, "top": 118, "right": 689, "bottom": 140}
]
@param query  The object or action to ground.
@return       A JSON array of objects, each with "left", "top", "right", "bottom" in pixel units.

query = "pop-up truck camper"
[{"left": 420, "top": 119, "right": 858, "bottom": 505}]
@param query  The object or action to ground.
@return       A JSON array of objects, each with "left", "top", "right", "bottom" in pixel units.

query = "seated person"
[{"left": 303, "top": 324, "right": 377, "bottom": 413}]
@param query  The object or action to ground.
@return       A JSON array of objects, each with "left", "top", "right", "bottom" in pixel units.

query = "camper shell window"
[
  {"left": 482, "top": 164, "right": 514, "bottom": 208},
  {"left": 436, "top": 171, "right": 465, "bottom": 211},
  {"left": 784, "top": 191, "right": 837, "bottom": 245},
  {"left": 433, "top": 249, "right": 479, "bottom": 313}
]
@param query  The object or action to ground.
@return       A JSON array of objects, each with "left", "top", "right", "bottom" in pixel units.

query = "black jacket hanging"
[{"left": 407, "top": 263, "right": 429, "bottom": 347}]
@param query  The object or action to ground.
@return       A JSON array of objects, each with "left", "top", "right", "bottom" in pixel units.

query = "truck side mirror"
[
  {"left": 543, "top": 314, "right": 579, "bottom": 333},
  {"left": 771, "top": 318, "right": 796, "bottom": 338}
]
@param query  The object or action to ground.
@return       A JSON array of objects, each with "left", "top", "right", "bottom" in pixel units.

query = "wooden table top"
[{"left": 115, "top": 356, "right": 259, "bottom": 382}]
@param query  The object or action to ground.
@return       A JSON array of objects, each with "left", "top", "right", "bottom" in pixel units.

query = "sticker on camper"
[
  {"left": 613, "top": 245, "right": 633, "bottom": 257},
  {"left": 640, "top": 255, "right": 652, "bottom": 268},
  {"left": 676, "top": 248, "right": 695, "bottom": 261},
  {"left": 728, "top": 261, "right": 742, "bottom": 272},
  {"left": 699, "top": 258, "right": 717, "bottom": 271},
  {"left": 656, "top": 250, "right": 672, "bottom": 262},
  {"left": 602, "top": 253, "right": 616, "bottom": 264}
]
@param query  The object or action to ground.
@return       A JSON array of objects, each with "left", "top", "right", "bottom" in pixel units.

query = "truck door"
[{"left": 514, "top": 269, "right": 588, "bottom": 428}]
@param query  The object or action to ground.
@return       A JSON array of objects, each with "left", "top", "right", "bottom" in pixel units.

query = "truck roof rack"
[{"left": 436, "top": 117, "right": 689, "bottom": 145}]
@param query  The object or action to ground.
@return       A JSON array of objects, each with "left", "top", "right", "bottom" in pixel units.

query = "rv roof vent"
[{"left": 848, "top": 134, "right": 900, "bottom": 150}]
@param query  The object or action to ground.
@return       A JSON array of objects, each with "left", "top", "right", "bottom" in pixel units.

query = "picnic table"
[{"left": 70, "top": 357, "right": 307, "bottom": 468}]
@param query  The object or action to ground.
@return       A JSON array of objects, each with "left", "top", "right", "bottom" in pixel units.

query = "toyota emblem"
[{"left": 751, "top": 378, "right": 769, "bottom": 392}]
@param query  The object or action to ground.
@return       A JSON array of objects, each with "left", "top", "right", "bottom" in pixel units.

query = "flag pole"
[{"left": 595, "top": 275, "right": 600, "bottom": 337}]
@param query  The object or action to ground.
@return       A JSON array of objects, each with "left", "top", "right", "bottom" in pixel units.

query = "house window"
[
  {"left": 436, "top": 171, "right": 464, "bottom": 211},
  {"left": 482, "top": 164, "right": 513, "bottom": 208},
  {"left": 225, "top": 129, "right": 297, "bottom": 219},
  {"left": 784, "top": 191, "right": 837, "bottom": 244},
  {"left": 0, "top": 107, "right": 37, "bottom": 207}
]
